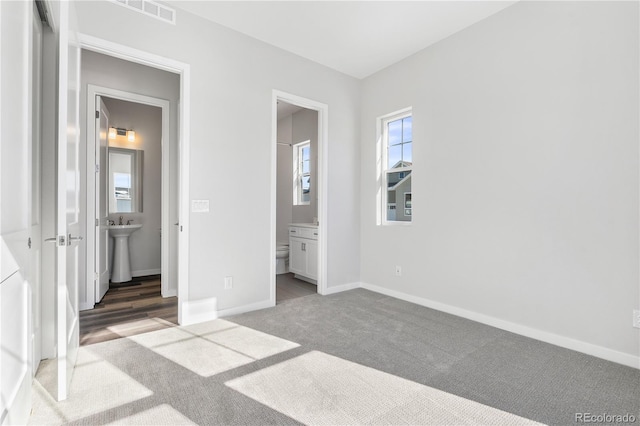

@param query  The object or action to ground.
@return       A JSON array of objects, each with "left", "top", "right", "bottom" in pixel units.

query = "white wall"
[
  {"left": 276, "top": 108, "right": 319, "bottom": 243},
  {"left": 74, "top": 1, "right": 361, "bottom": 309},
  {"left": 104, "top": 98, "right": 162, "bottom": 277},
  {"left": 291, "top": 108, "right": 318, "bottom": 225},
  {"left": 360, "top": 1, "right": 639, "bottom": 363},
  {"left": 276, "top": 115, "right": 293, "bottom": 244},
  {"left": 79, "top": 49, "right": 180, "bottom": 303}
]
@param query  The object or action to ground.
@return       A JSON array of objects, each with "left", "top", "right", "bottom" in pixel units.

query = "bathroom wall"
[
  {"left": 276, "top": 109, "right": 318, "bottom": 243},
  {"left": 276, "top": 115, "right": 293, "bottom": 244},
  {"left": 291, "top": 109, "right": 319, "bottom": 225},
  {"left": 103, "top": 97, "right": 162, "bottom": 277}
]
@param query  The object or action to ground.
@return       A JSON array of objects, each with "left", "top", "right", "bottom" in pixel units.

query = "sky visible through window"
[{"left": 388, "top": 116, "right": 412, "bottom": 168}]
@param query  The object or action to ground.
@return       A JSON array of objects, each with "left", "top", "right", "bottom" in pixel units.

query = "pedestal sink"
[{"left": 109, "top": 224, "right": 142, "bottom": 283}]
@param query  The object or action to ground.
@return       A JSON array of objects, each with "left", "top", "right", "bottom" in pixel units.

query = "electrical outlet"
[
  {"left": 633, "top": 310, "right": 640, "bottom": 329},
  {"left": 395, "top": 265, "right": 402, "bottom": 277},
  {"left": 224, "top": 276, "right": 233, "bottom": 289}
]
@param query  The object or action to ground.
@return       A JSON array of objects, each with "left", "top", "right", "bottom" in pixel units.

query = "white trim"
[
  {"left": 131, "top": 268, "right": 161, "bottom": 277},
  {"left": 323, "top": 282, "right": 361, "bottom": 295},
  {"left": 217, "top": 299, "right": 274, "bottom": 318},
  {"left": 181, "top": 297, "right": 275, "bottom": 326},
  {"left": 77, "top": 34, "right": 191, "bottom": 325},
  {"left": 271, "top": 90, "right": 329, "bottom": 302},
  {"left": 361, "top": 282, "right": 640, "bottom": 369},
  {"left": 180, "top": 297, "right": 217, "bottom": 326},
  {"left": 378, "top": 107, "right": 413, "bottom": 226}
]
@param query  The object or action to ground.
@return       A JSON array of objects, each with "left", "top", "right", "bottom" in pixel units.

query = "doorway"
[
  {"left": 81, "top": 92, "right": 176, "bottom": 345},
  {"left": 271, "top": 91, "right": 328, "bottom": 304}
]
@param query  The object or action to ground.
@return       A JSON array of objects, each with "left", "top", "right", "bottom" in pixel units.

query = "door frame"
[
  {"left": 84, "top": 85, "right": 171, "bottom": 308},
  {"left": 78, "top": 34, "right": 190, "bottom": 324},
  {"left": 270, "top": 90, "right": 329, "bottom": 303}
]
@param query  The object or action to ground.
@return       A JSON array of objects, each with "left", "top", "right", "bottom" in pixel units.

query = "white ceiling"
[{"left": 167, "top": 1, "right": 517, "bottom": 79}]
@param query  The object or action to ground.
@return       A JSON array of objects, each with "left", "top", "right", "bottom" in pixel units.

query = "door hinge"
[
  {"left": 95, "top": 164, "right": 100, "bottom": 173},
  {"left": 94, "top": 272, "right": 99, "bottom": 281},
  {"left": 95, "top": 110, "right": 100, "bottom": 119},
  {"left": 95, "top": 218, "right": 99, "bottom": 226},
  {"left": 28, "top": 237, "right": 32, "bottom": 249}
]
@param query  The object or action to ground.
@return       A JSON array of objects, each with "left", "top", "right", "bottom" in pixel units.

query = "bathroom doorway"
[
  {"left": 272, "top": 91, "right": 328, "bottom": 304},
  {"left": 81, "top": 83, "right": 178, "bottom": 344}
]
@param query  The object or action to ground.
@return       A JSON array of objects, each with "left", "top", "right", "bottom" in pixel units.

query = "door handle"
[{"left": 45, "top": 236, "right": 65, "bottom": 246}]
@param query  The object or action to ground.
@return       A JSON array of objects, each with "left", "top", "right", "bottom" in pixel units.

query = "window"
[
  {"left": 293, "top": 140, "right": 311, "bottom": 205},
  {"left": 380, "top": 109, "right": 412, "bottom": 223}
]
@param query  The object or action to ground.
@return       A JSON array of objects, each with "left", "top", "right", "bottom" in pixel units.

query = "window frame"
[
  {"left": 379, "top": 107, "right": 413, "bottom": 226},
  {"left": 293, "top": 140, "right": 311, "bottom": 206}
]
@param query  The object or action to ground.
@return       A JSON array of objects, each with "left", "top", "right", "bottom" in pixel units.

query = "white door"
[
  {"left": 54, "top": 0, "right": 81, "bottom": 401},
  {"left": 95, "top": 96, "right": 110, "bottom": 302},
  {"left": 29, "top": 0, "right": 44, "bottom": 376}
]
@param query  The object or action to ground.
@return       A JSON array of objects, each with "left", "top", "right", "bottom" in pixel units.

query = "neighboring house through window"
[
  {"left": 380, "top": 108, "right": 412, "bottom": 223},
  {"left": 293, "top": 140, "right": 311, "bottom": 205}
]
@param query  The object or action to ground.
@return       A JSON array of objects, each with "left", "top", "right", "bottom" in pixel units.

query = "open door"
[
  {"left": 53, "top": 0, "right": 81, "bottom": 401},
  {"left": 95, "top": 96, "right": 110, "bottom": 303}
]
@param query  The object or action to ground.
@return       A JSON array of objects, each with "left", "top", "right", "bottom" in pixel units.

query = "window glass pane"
[
  {"left": 301, "top": 175, "right": 311, "bottom": 202},
  {"left": 302, "top": 146, "right": 310, "bottom": 161},
  {"left": 388, "top": 119, "right": 402, "bottom": 146},
  {"left": 114, "top": 173, "right": 131, "bottom": 188},
  {"left": 386, "top": 170, "right": 412, "bottom": 222},
  {"left": 403, "top": 142, "right": 412, "bottom": 163},
  {"left": 116, "top": 199, "right": 132, "bottom": 212},
  {"left": 388, "top": 144, "right": 402, "bottom": 169},
  {"left": 402, "top": 116, "right": 412, "bottom": 142},
  {"left": 302, "top": 159, "right": 310, "bottom": 174}
]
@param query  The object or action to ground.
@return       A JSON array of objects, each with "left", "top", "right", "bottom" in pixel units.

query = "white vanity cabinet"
[{"left": 289, "top": 224, "right": 318, "bottom": 283}]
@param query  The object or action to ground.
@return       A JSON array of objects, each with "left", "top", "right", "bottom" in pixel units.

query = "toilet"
[{"left": 276, "top": 243, "right": 289, "bottom": 274}]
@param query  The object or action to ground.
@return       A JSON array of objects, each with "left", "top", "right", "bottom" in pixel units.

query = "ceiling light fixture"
[{"left": 108, "top": 127, "right": 136, "bottom": 142}]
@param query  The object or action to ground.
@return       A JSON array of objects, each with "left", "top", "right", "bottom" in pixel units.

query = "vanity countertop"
[{"left": 289, "top": 223, "right": 318, "bottom": 228}]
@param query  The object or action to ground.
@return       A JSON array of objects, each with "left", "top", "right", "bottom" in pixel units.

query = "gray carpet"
[{"left": 31, "top": 289, "right": 640, "bottom": 425}]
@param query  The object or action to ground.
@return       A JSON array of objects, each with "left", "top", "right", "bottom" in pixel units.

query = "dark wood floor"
[
  {"left": 79, "top": 273, "right": 317, "bottom": 346},
  {"left": 276, "top": 273, "right": 317, "bottom": 303},
  {"left": 79, "top": 276, "right": 178, "bottom": 346}
]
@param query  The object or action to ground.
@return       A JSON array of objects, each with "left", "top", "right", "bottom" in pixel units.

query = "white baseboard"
[
  {"left": 132, "top": 269, "right": 161, "bottom": 277},
  {"left": 79, "top": 302, "right": 94, "bottom": 311},
  {"left": 361, "top": 282, "right": 640, "bottom": 369},
  {"left": 163, "top": 288, "right": 177, "bottom": 298},
  {"left": 180, "top": 297, "right": 275, "bottom": 326},
  {"left": 322, "top": 281, "right": 361, "bottom": 295},
  {"left": 217, "top": 299, "right": 274, "bottom": 318},
  {"left": 180, "top": 297, "right": 218, "bottom": 326}
]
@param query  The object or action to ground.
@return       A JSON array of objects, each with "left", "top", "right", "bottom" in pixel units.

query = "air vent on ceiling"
[{"left": 111, "top": 0, "right": 176, "bottom": 25}]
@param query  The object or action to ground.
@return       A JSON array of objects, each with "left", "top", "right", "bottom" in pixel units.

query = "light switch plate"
[{"left": 191, "top": 199, "right": 210, "bottom": 213}]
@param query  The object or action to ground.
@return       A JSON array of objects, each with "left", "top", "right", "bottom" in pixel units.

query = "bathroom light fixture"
[{"left": 108, "top": 127, "right": 136, "bottom": 142}]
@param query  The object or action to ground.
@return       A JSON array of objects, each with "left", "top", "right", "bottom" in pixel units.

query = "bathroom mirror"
[{"left": 108, "top": 147, "right": 143, "bottom": 213}]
